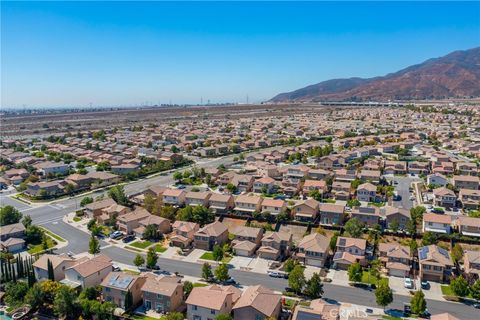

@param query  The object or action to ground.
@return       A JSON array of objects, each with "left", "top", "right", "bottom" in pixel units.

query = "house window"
[
  {"left": 193, "top": 305, "right": 197, "bottom": 311},
  {"left": 211, "top": 309, "right": 216, "bottom": 315},
  {"left": 105, "top": 287, "right": 111, "bottom": 292}
]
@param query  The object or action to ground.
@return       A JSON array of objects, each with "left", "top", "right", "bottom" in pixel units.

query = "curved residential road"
[{"left": 0, "top": 156, "right": 478, "bottom": 319}]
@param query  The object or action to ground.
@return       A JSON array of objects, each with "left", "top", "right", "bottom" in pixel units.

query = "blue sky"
[{"left": 2, "top": 1, "right": 479, "bottom": 108}]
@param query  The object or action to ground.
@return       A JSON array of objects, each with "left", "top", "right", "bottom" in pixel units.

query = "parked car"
[
  {"left": 268, "top": 271, "right": 287, "bottom": 278},
  {"left": 223, "top": 277, "right": 236, "bottom": 285},
  {"left": 421, "top": 280, "right": 430, "bottom": 290},
  {"left": 112, "top": 264, "right": 121, "bottom": 271},
  {"left": 473, "top": 303, "right": 480, "bottom": 309},
  {"left": 404, "top": 278, "right": 413, "bottom": 289},
  {"left": 122, "top": 235, "right": 135, "bottom": 243},
  {"left": 177, "top": 184, "right": 186, "bottom": 189},
  {"left": 109, "top": 231, "right": 123, "bottom": 239}
]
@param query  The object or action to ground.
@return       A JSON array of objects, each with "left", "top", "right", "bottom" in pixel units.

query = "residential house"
[
  {"left": 102, "top": 271, "right": 147, "bottom": 309},
  {"left": 292, "top": 199, "right": 320, "bottom": 222},
  {"left": 35, "top": 161, "right": 69, "bottom": 176},
  {"left": 384, "top": 206, "right": 410, "bottom": 230},
  {"left": 253, "top": 176, "right": 276, "bottom": 194},
  {"left": 234, "top": 194, "right": 263, "bottom": 215},
  {"left": 319, "top": 203, "right": 345, "bottom": 226},
  {"left": 356, "top": 183, "right": 377, "bottom": 202},
  {"left": 456, "top": 216, "right": 480, "bottom": 238},
  {"left": 63, "top": 255, "right": 113, "bottom": 289},
  {"left": 232, "top": 285, "right": 281, "bottom": 320},
  {"left": 97, "top": 203, "right": 129, "bottom": 224},
  {"left": 408, "top": 161, "right": 430, "bottom": 175},
  {"left": 162, "top": 188, "right": 186, "bottom": 206},
  {"left": 427, "top": 173, "right": 449, "bottom": 188},
  {"left": 358, "top": 170, "right": 381, "bottom": 183},
  {"left": 459, "top": 189, "right": 480, "bottom": 210},
  {"left": 295, "top": 233, "right": 329, "bottom": 267},
  {"left": 141, "top": 274, "right": 184, "bottom": 313},
  {"left": 33, "top": 254, "right": 78, "bottom": 281},
  {"left": 84, "top": 198, "right": 118, "bottom": 220},
  {"left": 332, "top": 181, "right": 351, "bottom": 200},
  {"left": 257, "top": 231, "right": 292, "bottom": 260},
  {"left": 302, "top": 180, "right": 327, "bottom": 196},
  {"left": 231, "top": 226, "right": 264, "bottom": 257},
  {"left": 209, "top": 193, "right": 235, "bottom": 214},
  {"left": 170, "top": 221, "right": 200, "bottom": 248},
  {"left": 463, "top": 250, "right": 480, "bottom": 277},
  {"left": 432, "top": 187, "right": 457, "bottom": 208},
  {"left": 422, "top": 213, "right": 452, "bottom": 234},
  {"left": 418, "top": 245, "right": 453, "bottom": 282},
  {"left": 26, "top": 181, "right": 66, "bottom": 197},
  {"left": 194, "top": 221, "right": 229, "bottom": 251},
  {"left": 452, "top": 175, "right": 480, "bottom": 190},
  {"left": 260, "top": 198, "right": 287, "bottom": 216},
  {"left": 186, "top": 285, "right": 241, "bottom": 320},
  {"left": 116, "top": 207, "right": 151, "bottom": 234},
  {"left": 0, "top": 222, "right": 25, "bottom": 241},
  {"left": 351, "top": 206, "right": 381, "bottom": 227},
  {"left": 378, "top": 243, "right": 411, "bottom": 277},
  {"left": 292, "top": 299, "right": 339, "bottom": 320},
  {"left": 134, "top": 214, "right": 171, "bottom": 237},
  {"left": 185, "top": 191, "right": 212, "bottom": 207},
  {"left": 332, "top": 237, "right": 367, "bottom": 269}
]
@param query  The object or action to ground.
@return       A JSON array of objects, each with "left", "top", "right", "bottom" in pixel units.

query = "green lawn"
[
  {"left": 130, "top": 240, "right": 152, "bottom": 249},
  {"left": 383, "top": 316, "right": 402, "bottom": 320},
  {"left": 368, "top": 202, "right": 386, "bottom": 207},
  {"left": 200, "top": 252, "right": 215, "bottom": 260},
  {"left": 154, "top": 244, "right": 167, "bottom": 253},
  {"left": 28, "top": 238, "right": 56, "bottom": 254},
  {"left": 441, "top": 285, "right": 473, "bottom": 298},
  {"left": 193, "top": 282, "right": 208, "bottom": 288},
  {"left": 360, "top": 271, "right": 388, "bottom": 285},
  {"left": 128, "top": 314, "right": 164, "bottom": 320},
  {"left": 41, "top": 227, "right": 66, "bottom": 242},
  {"left": 199, "top": 252, "right": 232, "bottom": 263},
  {"left": 123, "top": 269, "right": 141, "bottom": 275}
]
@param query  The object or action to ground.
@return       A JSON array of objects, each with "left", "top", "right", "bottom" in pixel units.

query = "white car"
[{"left": 404, "top": 278, "right": 413, "bottom": 289}]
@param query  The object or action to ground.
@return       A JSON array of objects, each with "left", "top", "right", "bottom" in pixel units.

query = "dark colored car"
[{"left": 122, "top": 235, "right": 135, "bottom": 243}]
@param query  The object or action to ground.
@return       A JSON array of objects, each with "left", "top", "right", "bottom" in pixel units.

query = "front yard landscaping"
[
  {"left": 441, "top": 285, "right": 473, "bottom": 299},
  {"left": 129, "top": 240, "right": 152, "bottom": 249},
  {"left": 41, "top": 227, "right": 66, "bottom": 242},
  {"left": 200, "top": 252, "right": 233, "bottom": 263},
  {"left": 28, "top": 238, "right": 56, "bottom": 254},
  {"left": 154, "top": 244, "right": 167, "bottom": 253},
  {"left": 360, "top": 270, "right": 388, "bottom": 285}
]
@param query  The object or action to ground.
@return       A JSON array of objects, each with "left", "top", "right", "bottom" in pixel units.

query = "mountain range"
[{"left": 270, "top": 47, "right": 480, "bottom": 102}]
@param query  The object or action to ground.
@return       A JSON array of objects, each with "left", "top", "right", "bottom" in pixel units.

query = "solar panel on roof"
[
  {"left": 419, "top": 247, "right": 428, "bottom": 260},
  {"left": 438, "top": 247, "right": 449, "bottom": 258},
  {"left": 333, "top": 252, "right": 343, "bottom": 259},
  {"left": 108, "top": 275, "right": 133, "bottom": 289},
  {"left": 339, "top": 238, "right": 346, "bottom": 246}
]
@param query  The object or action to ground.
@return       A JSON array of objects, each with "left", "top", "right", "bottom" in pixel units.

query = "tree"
[
  {"left": 226, "top": 183, "right": 237, "bottom": 193},
  {"left": 421, "top": 231, "right": 437, "bottom": 246},
  {"left": 183, "top": 281, "right": 194, "bottom": 298},
  {"left": 390, "top": 219, "right": 400, "bottom": 233},
  {"left": 202, "top": 263, "right": 213, "bottom": 281},
  {"left": 22, "top": 215, "right": 33, "bottom": 228},
  {"left": 143, "top": 224, "right": 160, "bottom": 240},
  {"left": 124, "top": 290, "right": 133, "bottom": 311},
  {"left": 370, "top": 259, "right": 382, "bottom": 279},
  {"left": 304, "top": 272, "right": 323, "bottom": 299},
  {"left": 347, "top": 199, "right": 361, "bottom": 208},
  {"left": 213, "top": 244, "right": 224, "bottom": 261},
  {"left": 410, "top": 290, "right": 427, "bottom": 315},
  {"left": 65, "top": 183, "right": 75, "bottom": 196},
  {"left": 144, "top": 194, "right": 156, "bottom": 213},
  {"left": 133, "top": 254, "right": 145, "bottom": 267},
  {"left": 0, "top": 205, "right": 22, "bottom": 226},
  {"left": 329, "top": 232, "right": 339, "bottom": 252},
  {"left": 146, "top": 247, "right": 158, "bottom": 269},
  {"left": 288, "top": 265, "right": 306, "bottom": 294},
  {"left": 47, "top": 258, "right": 55, "bottom": 280},
  {"left": 88, "top": 234, "right": 100, "bottom": 255},
  {"left": 450, "top": 275, "right": 469, "bottom": 297},
  {"left": 308, "top": 189, "right": 322, "bottom": 201},
  {"left": 108, "top": 185, "right": 128, "bottom": 206},
  {"left": 215, "top": 314, "right": 233, "bottom": 320},
  {"left": 215, "top": 263, "right": 230, "bottom": 282},
  {"left": 173, "top": 171, "right": 183, "bottom": 182},
  {"left": 80, "top": 197, "right": 93, "bottom": 207},
  {"left": 410, "top": 206, "right": 426, "bottom": 225},
  {"left": 25, "top": 283, "right": 44, "bottom": 311},
  {"left": 375, "top": 279, "right": 393, "bottom": 310},
  {"left": 470, "top": 279, "right": 480, "bottom": 301},
  {"left": 284, "top": 258, "right": 298, "bottom": 273},
  {"left": 348, "top": 262, "right": 362, "bottom": 282},
  {"left": 192, "top": 205, "right": 215, "bottom": 225},
  {"left": 4, "top": 282, "right": 29, "bottom": 307},
  {"left": 451, "top": 243, "right": 464, "bottom": 265},
  {"left": 344, "top": 217, "right": 363, "bottom": 238},
  {"left": 54, "top": 285, "right": 79, "bottom": 319}
]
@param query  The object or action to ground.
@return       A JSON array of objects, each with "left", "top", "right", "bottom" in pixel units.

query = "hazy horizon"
[{"left": 2, "top": 1, "right": 479, "bottom": 108}]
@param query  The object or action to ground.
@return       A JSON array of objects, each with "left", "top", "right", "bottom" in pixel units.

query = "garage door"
[
  {"left": 389, "top": 268, "right": 407, "bottom": 278},
  {"left": 235, "top": 249, "right": 251, "bottom": 257},
  {"left": 422, "top": 274, "right": 442, "bottom": 282},
  {"left": 306, "top": 258, "right": 324, "bottom": 267}
]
